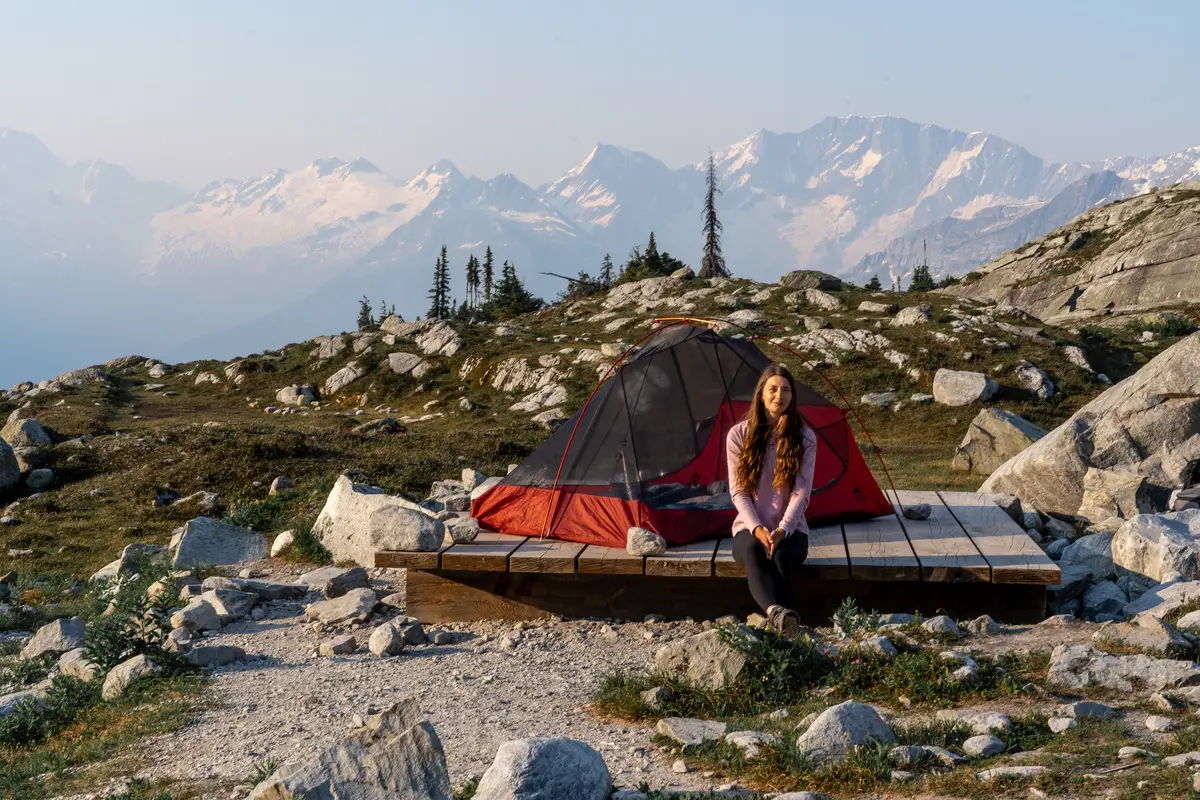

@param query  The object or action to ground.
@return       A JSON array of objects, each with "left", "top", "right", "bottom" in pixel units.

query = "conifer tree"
[
  {"left": 599, "top": 253, "right": 614, "bottom": 287},
  {"left": 483, "top": 246, "right": 495, "bottom": 301},
  {"left": 699, "top": 151, "right": 729, "bottom": 278},
  {"left": 438, "top": 245, "right": 451, "bottom": 318},
  {"left": 644, "top": 232, "right": 662, "bottom": 275},
  {"left": 427, "top": 246, "right": 452, "bottom": 319},
  {"left": 908, "top": 264, "right": 936, "bottom": 292},
  {"left": 356, "top": 296, "right": 374, "bottom": 331},
  {"left": 465, "top": 254, "right": 480, "bottom": 309},
  {"left": 866, "top": 274, "right": 882, "bottom": 291}
]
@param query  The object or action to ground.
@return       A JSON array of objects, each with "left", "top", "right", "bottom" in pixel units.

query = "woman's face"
[{"left": 761, "top": 375, "right": 793, "bottom": 419}]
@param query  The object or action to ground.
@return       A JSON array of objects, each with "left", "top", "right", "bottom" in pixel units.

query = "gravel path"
[{"left": 139, "top": 567, "right": 723, "bottom": 794}]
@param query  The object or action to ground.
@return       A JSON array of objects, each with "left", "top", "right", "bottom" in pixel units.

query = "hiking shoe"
[{"left": 768, "top": 607, "right": 802, "bottom": 637}]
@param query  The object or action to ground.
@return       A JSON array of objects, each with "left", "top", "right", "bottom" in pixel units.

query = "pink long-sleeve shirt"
[{"left": 726, "top": 420, "right": 818, "bottom": 537}]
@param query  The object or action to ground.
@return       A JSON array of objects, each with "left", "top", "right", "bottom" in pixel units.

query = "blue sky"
[{"left": 1, "top": 0, "right": 1196, "bottom": 188}]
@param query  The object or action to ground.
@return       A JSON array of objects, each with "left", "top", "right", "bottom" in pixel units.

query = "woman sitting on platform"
[{"left": 726, "top": 363, "right": 817, "bottom": 635}]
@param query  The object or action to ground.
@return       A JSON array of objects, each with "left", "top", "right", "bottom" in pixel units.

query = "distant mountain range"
[{"left": 2, "top": 117, "right": 1198, "bottom": 385}]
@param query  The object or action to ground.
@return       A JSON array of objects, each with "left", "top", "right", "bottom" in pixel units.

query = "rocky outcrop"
[
  {"left": 951, "top": 408, "right": 1047, "bottom": 475},
  {"left": 982, "top": 332, "right": 1200, "bottom": 516},
  {"left": 323, "top": 361, "right": 366, "bottom": 395},
  {"left": 0, "top": 418, "right": 51, "bottom": 448},
  {"left": 275, "top": 384, "right": 318, "bottom": 407},
  {"left": 1112, "top": 510, "right": 1200, "bottom": 583},
  {"left": 313, "top": 475, "right": 443, "bottom": 566},
  {"left": 415, "top": 321, "right": 462, "bottom": 357},
  {"left": 249, "top": 698, "right": 452, "bottom": 800},
  {"left": 1047, "top": 643, "right": 1200, "bottom": 692},
  {"left": 21, "top": 617, "right": 86, "bottom": 660},
  {"left": 779, "top": 270, "right": 842, "bottom": 290},
  {"left": 1078, "top": 468, "right": 1154, "bottom": 525},
  {"left": 940, "top": 184, "right": 1200, "bottom": 325}
]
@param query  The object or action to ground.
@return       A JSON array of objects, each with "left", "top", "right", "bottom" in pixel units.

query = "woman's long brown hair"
[{"left": 735, "top": 364, "right": 806, "bottom": 499}]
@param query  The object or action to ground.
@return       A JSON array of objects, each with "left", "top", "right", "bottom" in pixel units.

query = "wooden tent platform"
[{"left": 375, "top": 490, "right": 1060, "bottom": 624}]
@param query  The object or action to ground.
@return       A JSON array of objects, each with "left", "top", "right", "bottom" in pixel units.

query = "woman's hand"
[
  {"left": 753, "top": 526, "right": 773, "bottom": 554},
  {"left": 769, "top": 528, "right": 786, "bottom": 556}
]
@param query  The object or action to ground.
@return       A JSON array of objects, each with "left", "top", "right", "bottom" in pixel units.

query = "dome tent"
[{"left": 471, "top": 322, "right": 894, "bottom": 548}]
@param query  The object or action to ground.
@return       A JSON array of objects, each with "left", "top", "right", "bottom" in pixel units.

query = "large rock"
[
  {"left": 1112, "top": 510, "right": 1200, "bottom": 583},
  {"left": 305, "top": 588, "right": 378, "bottom": 625},
  {"left": 473, "top": 738, "right": 611, "bottom": 800},
  {"left": 323, "top": 361, "right": 366, "bottom": 395},
  {"left": 626, "top": 527, "right": 666, "bottom": 556},
  {"left": 651, "top": 627, "right": 753, "bottom": 690},
  {"left": 172, "top": 517, "right": 268, "bottom": 569},
  {"left": 951, "top": 408, "right": 1047, "bottom": 475},
  {"left": 1094, "top": 614, "right": 1193, "bottom": 657},
  {"left": 170, "top": 596, "right": 223, "bottom": 633},
  {"left": 20, "top": 617, "right": 86, "bottom": 660},
  {"left": 0, "top": 418, "right": 51, "bottom": 448},
  {"left": 1078, "top": 468, "right": 1154, "bottom": 525},
  {"left": 1014, "top": 362, "right": 1055, "bottom": 400},
  {"left": 388, "top": 352, "right": 432, "bottom": 378},
  {"left": 0, "top": 437, "right": 19, "bottom": 493},
  {"left": 801, "top": 289, "right": 844, "bottom": 312},
  {"left": 780, "top": 270, "right": 842, "bottom": 291},
  {"left": 982, "top": 332, "right": 1200, "bottom": 517},
  {"left": 202, "top": 588, "right": 258, "bottom": 622},
  {"left": 313, "top": 475, "right": 444, "bottom": 567},
  {"left": 1060, "top": 532, "right": 1116, "bottom": 581},
  {"left": 890, "top": 306, "right": 931, "bottom": 327},
  {"left": 1123, "top": 579, "right": 1200, "bottom": 618},
  {"left": 102, "top": 654, "right": 162, "bottom": 700},
  {"left": 796, "top": 700, "right": 896, "bottom": 764},
  {"left": 933, "top": 369, "right": 999, "bottom": 407},
  {"left": 58, "top": 648, "right": 99, "bottom": 682},
  {"left": 276, "top": 384, "right": 318, "bottom": 407},
  {"left": 1047, "top": 644, "right": 1200, "bottom": 692},
  {"left": 415, "top": 321, "right": 462, "bottom": 357},
  {"left": 249, "top": 698, "right": 452, "bottom": 800}
]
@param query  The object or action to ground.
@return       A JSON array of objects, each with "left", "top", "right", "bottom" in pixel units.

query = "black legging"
[{"left": 732, "top": 529, "right": 809, "bottom": 612}]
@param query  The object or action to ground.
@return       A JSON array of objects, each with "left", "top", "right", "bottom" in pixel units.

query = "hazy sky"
[{"left": 2, "top": 0, "right": 1197, "bottom": 190}]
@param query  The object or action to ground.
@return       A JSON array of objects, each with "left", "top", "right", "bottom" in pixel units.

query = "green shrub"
[
  {"left": 227, "top": 497, "right": 286, "bottom": 532},
  {"left": 0, "top": 675, "right": 101, "bottom": 746},
  {"left": 1145, "top": 316, "right": 1198, "bottom": 338},
  {"left": 831, "top": 597, "right": 881, "bottom": 638},
  {"left": 285, "top": 519, "right": 331, "bottom": 565},
  {"left": 716, "top": 624, "right": 834, "bottom": 707},
  {"left": 0, "top": 653, "right": 56, "bottom": 690}
]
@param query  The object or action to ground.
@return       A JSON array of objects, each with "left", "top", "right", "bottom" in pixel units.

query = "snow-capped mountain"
[{"left": 3, "top": 117, "right": 1199, "bottom": 386}]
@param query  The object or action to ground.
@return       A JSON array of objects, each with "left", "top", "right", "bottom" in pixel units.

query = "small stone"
[
  {"left": 902, "top": 503, "right": 931, "bottom": 521},
  {"left": 1144, "top": 715, "right": 1174, "bottom": 732},
  {"left": 318, "top": 635, "right": 357, "bottom": 656},
  {"left": 626, "top": 527, "right": 666, "bottom": 556},
  {"left": 644, "top": 614, "right": 666, "bottom": 623},
  {"left": 671, "top": 759, "right": 690, "bottom": 774},
  {"left": 1119, "top": 746, "right": 1155, "bottom": 760},
  {"left": 963, "top": 735, "right": 1006, "bottom": 757},
  {"left": 976, "top": 766, "right": 1050, "bottom": 781},
  {"left": 921, "top": 615, "right": 961, "bottom": 637},
  {"left": 1056, "top": 701, "right": 1117, "bottom": 719},
  {"left": 269, "top": 476, "right": 293, "bottom": 496},
  {"left": 368, "top": 624, "right": 406, "bottom": 657},
  {"left": 271, "top": 530, "right": 295, "bottom": 557},
  {"left": 1048, "top": 717, "right": 1077, "bottom": 733},
  {"left": 640, "top": 686, "right": 675, "bottom": 712},
  {"left": 656, "top": 717, "right": 728, "bottom": 747},
  {"left": 966, "top": 614, "right": 1002, "bottom": 635}
]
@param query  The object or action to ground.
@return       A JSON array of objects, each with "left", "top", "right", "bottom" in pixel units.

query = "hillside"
[
  {"left": 2, "top": 268, "right": 1180, "bottom": 579},
  {"left": 940, "top": 182, "right": 1200, "bottom": 326}
]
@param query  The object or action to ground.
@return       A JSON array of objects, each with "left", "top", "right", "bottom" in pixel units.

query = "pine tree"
[
  {"left": 866, "top": 274, "right": 882, "bottom": 291},
  {"left": 908, "top": 264, "right": 936, "bottom": 292},
  {"left": 465, "top": 254, "right": 480, "bottom": 309},
  {"left": 437, "top": 245, "right": 451, "bottom": 318},
  {"left": 490, "top": 260, "right": 542, "bottom": 319},
  {"left": 482, "top": 246, "right": 495, "bottom": 301},
  {"left": 644, "top": 231, "right": 662, "bottom": 275},
  {"left": 427, "top": 257, "right": 442, "bottom": 320},
  {"left": 599, "top": 253, "right": 614, "bottom": 287},
  {"left": 699, "top": 150, "right": 729, "bottom": 278},
  {"left": 356, "top": 296, "right": 374, "bottom": 331}
]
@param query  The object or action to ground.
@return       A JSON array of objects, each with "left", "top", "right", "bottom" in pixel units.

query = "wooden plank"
[
  {"left": 406, "top": 570, "right": 759, "bottom": 623},
  {"left": 404, "top": 570, "right": 1046, "bottom": 624},
  {"left": 938, "top": 491, "right": 1061, "bottom": 585},
  {"left": 800, "top": 525, "right": 852, "bottom": 581},
  {"left": 645, "top": 539, "right": 718, "bottom": 578},
  {"left": 374, "top": 541, "right": 453, "bottom": 570},
  {"left": 577, "top": 544, "right": 645, "bottom": 575},
  {"left": 440, "top": 532, "right": 527, "bottom": 572},
  {"left": 889, "top": 490, "right": 991, "bottom": 583},
  {"left": 713, "top": 537, "right": 744, "bottom": 578},
  {"left": 842, "top": 514, "right": 921, "bottom": 581},
  {"left": 509, "top": 538, "right": 584, "bottom": 574}
]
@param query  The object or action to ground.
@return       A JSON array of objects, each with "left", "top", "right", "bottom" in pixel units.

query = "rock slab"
[{"left": 313, "top": 475, "right": 444, "bottom": 566}]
